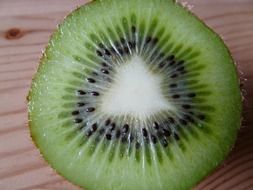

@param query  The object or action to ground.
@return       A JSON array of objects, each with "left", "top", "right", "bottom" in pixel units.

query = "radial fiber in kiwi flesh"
[{"left": 28, "top": 0, "right": 241, "bottom": 190}]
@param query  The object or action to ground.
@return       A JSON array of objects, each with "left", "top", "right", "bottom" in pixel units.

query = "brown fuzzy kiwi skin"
[{"left": 27, "top": 0, "right": 243, "bottom": 189}]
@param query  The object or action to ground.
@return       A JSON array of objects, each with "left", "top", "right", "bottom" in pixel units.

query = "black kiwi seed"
[
  {"left": 105, "top": 119, "right": 111, "bottom": 126},
  {"left": 128, "top": 41, "right": 135, "bottom": 49},
  {"left": 152, "top": 38, "right": 158, "bottom": 44},
  {"left": 130, "top": 134, "right": 134, "bottom": 142},
  {"left": 124, "top": 46, "right": 130, "bottom": 53},
  {"left": 77, "top": 102, "right": 86, "bottom": 107},
  {"left": 74, "top": 118, "right": 83, "bottom": 123},
  {"left": 109, "top": 123, "right": 116, "bottom": 131},
  {"left": 171, "top": 74, "right": 178, "bottom": 78},
  {"left": 168, "top": 117, "right": 175, "bottom": 124},
  {"left": 71, "top": 110, "right": 79, "bottom": 115},
  {"left": 86, "top": 107, "right": 95, "bottom": 112},
  {"left": 115, "top": 130, "right": 121, "bottom": 138},
  {"left": 188, "top": 93, "right": 196, "bottom": 98},
  {"left": 180, "top": 70, "right": 187, "bottom": 75},
  {"left": 77, "top": 90, "right": 86, "bottom": 95},
  {"left": 110, "top": 47, "right": 117, "bottom": 54},
  {"left": 177, "top": 66, "right": 185, "bottom": 71},
  {"left": 177, "top": 60, "right": 185, "bottom": 66},
  {"left": 122, "top": 124, "right": 129, "bottom": 133},
  {"left": 106, "top": 133, "right": 112, "bottom": 140},
  {"left": 198, "top": 114, "right": 206, "bottom": 120},
  {"left": 169, "top": 83, "right": 177, "bottom": 88},
  {"left": 172, "top": 94, "right": 180, "bottom": 99},
  {"left": 145, "top": 36, "right": 152, "bottom": 44},
  {"left": 90, "top": 91, "right": 100, "bottom": 96},
  {"left": 87, "top": 78, "right": 96, "bottom": 83},
  {"left": 169, "top": 60, "right": 176, "bottom": 66},
  {"left": 135, "top": 142, "right": 141, "bottom": 149},
  {"left": 101, "top": 69, "right": 109, "bottom": 74},
  {"left": 120, "top": 38, "right": 125, "bottom": 44},
  {"left": 179, "top": 119, "right": 188, "bottom": 126},
  {"left": 159, "top": 63, "right": 165, "bottom": 68},
  {"left": 131, "top": 26, "right": 136, "bottom": 33},
  {"left": 153, "top": 122, "right": 160, "bottom": 130},
  {"left": 118, "top": 48, "right": 124, "bottom": 55},
  {"left": 189, "top": 111, "right": 195, "bottom": 116},
  {"left": 142, "top": 128, "right": 148, "bottom": 137},
  {"left": 151, "top": 135, "right": 157, "bottom": 144},
  {"left": 96, "top": 50, "right": 103, "bottom": 57},
  {"left": 174, "top": 133, "right": 180, "bottom": 141},
  {"left": 167, "top": 55, "right": 175, "bottom": 60},
  {"left": 104, "top": 49, "right": 111, "bottom": 56},
  {"left": 86, "top": 130, "right": 93, "bottom": 137},
  {"left": 91, "top": 123, "right": 97, "bottom": 131},
  {"left": 102, "top": 62, "right": 108, "bottom": 67},
  {"left": 162, "top": 129, "right": 171, "bottom": 137},
  {"left": 184, "top": 115, "right": 195, "bottom": 123},
  {"left": 182, "top": 104, "right": 191, "bottom": 109},
  {"left": 161, "top": 139, "right": 168, "bottom": 147}
]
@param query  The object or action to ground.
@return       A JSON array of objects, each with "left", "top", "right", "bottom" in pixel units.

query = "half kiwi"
[{"left": 28, "top": 0, "right": 242, "bottom": 189}]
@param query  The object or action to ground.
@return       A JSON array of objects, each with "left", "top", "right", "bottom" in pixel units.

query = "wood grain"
[{"left": 0, "top": 0, "right": 252, "bottom": 189}]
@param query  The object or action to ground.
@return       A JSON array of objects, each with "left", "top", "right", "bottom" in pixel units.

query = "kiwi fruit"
[{"left": 27, "top": 0, "right": 242, "bottom": 189}]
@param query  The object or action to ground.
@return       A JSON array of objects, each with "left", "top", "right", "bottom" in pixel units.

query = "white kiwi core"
[{"left": 100, "top": 55, "right": 174, "bottom": 119}]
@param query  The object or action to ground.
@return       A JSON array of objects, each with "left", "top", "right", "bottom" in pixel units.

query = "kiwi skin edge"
[{"left": 27, "top": 0, "right": 242, "bottom": 189}]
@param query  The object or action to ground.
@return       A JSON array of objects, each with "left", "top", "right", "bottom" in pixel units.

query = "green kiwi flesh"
[{"left": 28, "top": 0, "right": 241, "bottom": 189}]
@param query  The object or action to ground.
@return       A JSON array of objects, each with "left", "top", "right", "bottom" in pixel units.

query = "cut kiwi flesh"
[{"left": 28, "top": 0, "right": 241, "bottom": 190}]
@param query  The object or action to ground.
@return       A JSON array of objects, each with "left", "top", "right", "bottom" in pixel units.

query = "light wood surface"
[{"left": 0, "top": 0, "right": 252, "bottom": 189}]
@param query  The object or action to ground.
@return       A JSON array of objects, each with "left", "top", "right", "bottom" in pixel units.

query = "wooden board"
[{"left": 0, "top": 0, "right": 252, "bottom": 189}]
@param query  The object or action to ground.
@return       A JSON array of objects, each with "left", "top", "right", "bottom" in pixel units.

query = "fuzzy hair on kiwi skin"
[{"left": 27, "top": 0, "right": 242, "bottom": 189}]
